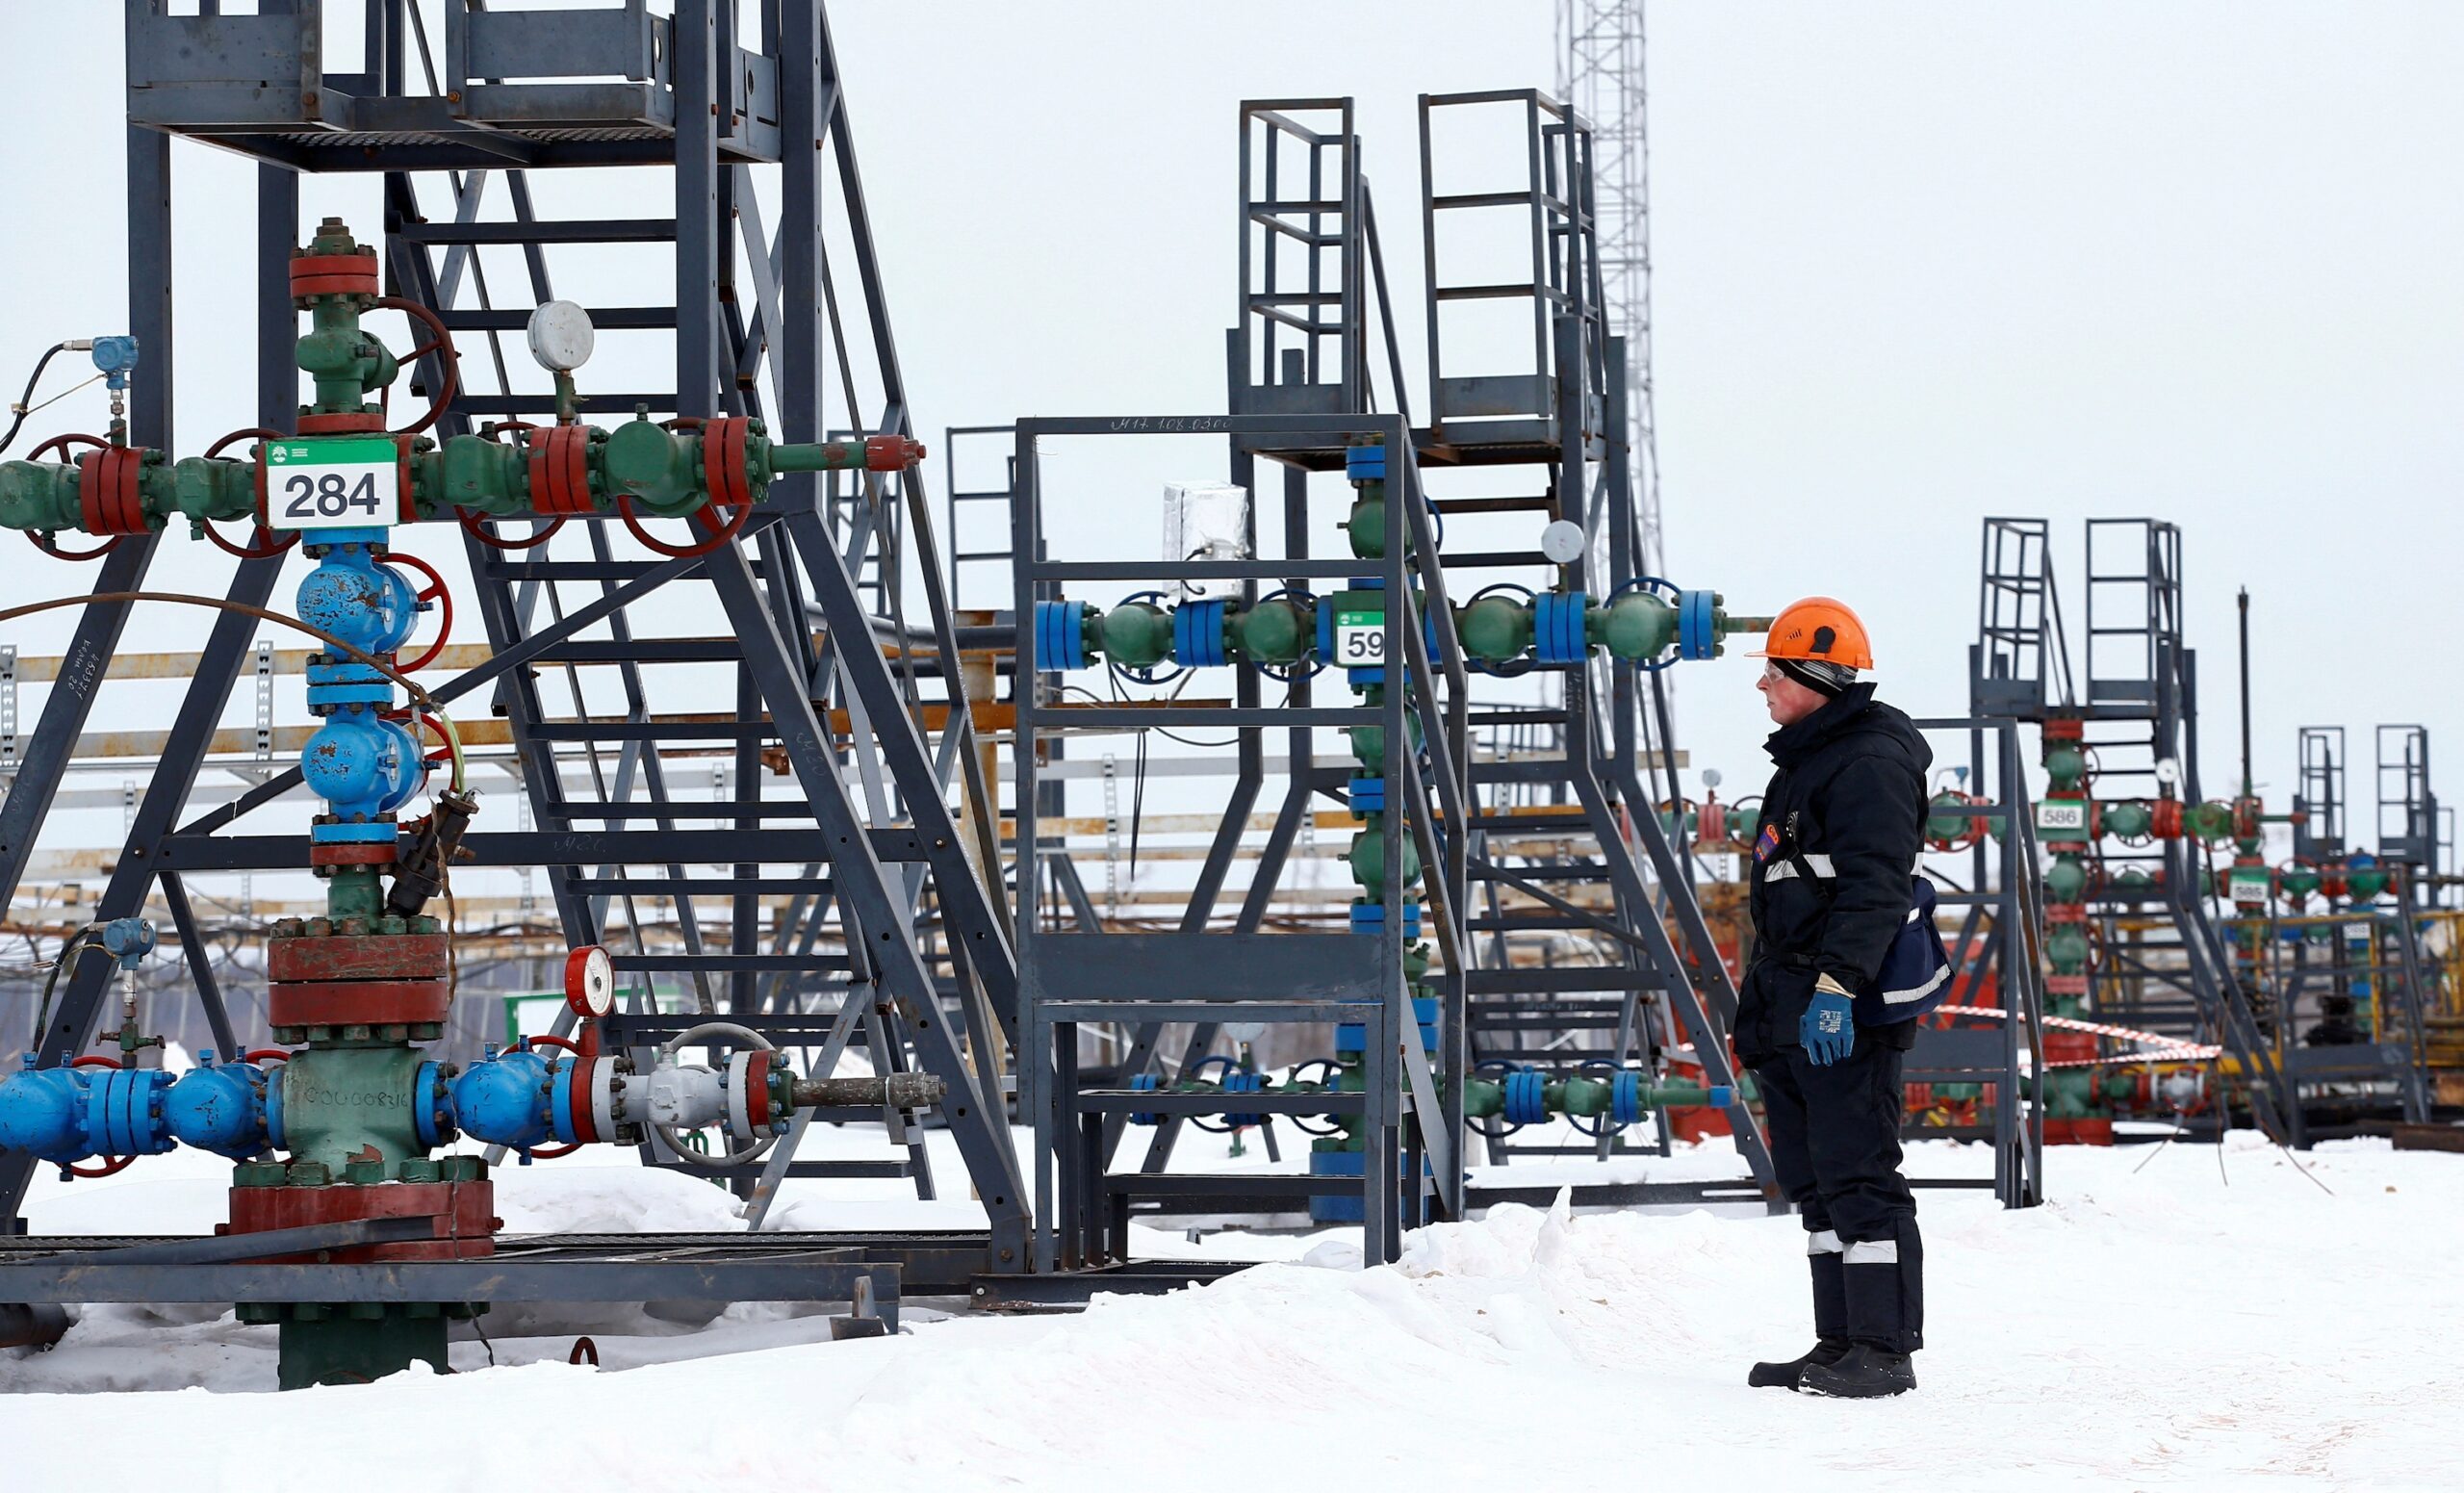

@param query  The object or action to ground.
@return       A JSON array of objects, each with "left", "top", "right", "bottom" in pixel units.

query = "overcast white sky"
[{"left": 2, "top": 3, "right": 2458, "bottom": 863}]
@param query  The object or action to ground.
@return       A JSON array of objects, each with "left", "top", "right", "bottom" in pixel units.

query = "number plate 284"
[{"left": 265, "top": 437, "right": 400, "bottom": 531}]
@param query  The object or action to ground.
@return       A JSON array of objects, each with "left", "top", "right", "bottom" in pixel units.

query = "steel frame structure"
[
  {"left": 2376, "top": 725, "right": 2441, "bottom": 901},
  {"left": 2257, "top": 721, "right": 2442, "bottom": 1126},
  {"left": 1014, "top": 411, "right": 1469, "bottom": 1270},
  {"left": 2295, "top": 725, "right": 2348, "bottom": 862},
  {"left": 1005, "top": 93, "right": 1776, "bottom": 1274},
  {"left": 1555, "top": 0, "right": 1664, "bottom": 578},
  {"left": 1416, "top": 92, "right": 1764, "bottom": 1188},
  {"left": 1971, "top": 516, "right": 2296, "bottom": 1142},
  {"left": 0, "top": 1, "right": 1024, "bottom": 1296}
]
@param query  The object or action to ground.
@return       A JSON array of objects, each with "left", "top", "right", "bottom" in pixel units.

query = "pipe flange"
[{"left": 724, "top": 1048, "right": 758, "bottom": 1145}]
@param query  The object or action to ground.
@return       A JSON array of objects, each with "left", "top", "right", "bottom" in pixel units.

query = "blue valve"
[
  {"left": 0, "top": 1054, "right": 175, "bottom": 1166},
  {"left": 449, "top": 1043, "right": 560, "bottom": 1151},
  {"left": 0, "top": 1057, "right": 90, "bottom": 1161},
  {"left": 162, "top": 1053, "right": 276, "bottom": 1160},
  {"left": 296, "top": 541, "right": 425, "bottom": 843},
  {"left": 299, "top": 708, "right": 424, "bottom": 834}
]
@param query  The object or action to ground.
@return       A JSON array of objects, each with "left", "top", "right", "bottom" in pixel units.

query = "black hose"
[
  {"left": 30, "top": 928, "right": 103, "bottom": 1052},
  {"left": 0, "top": 344, "right": 74, "bottom": 459}
]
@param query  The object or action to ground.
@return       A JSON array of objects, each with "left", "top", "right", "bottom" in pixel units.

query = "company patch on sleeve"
[{"left": 1754, "top": 822, "right": 1781, "bottom": 863}]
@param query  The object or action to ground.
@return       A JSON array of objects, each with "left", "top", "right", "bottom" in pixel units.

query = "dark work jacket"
[{"left": 1735, "top": 683, "right": 1932, "bottom": 1067}]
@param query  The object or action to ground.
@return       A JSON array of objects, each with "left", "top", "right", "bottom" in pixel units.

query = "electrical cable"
[
  {"left": 0, "top": 590, "right": 466, "bottom": 792},
  {"left": 0, "top": 343, "right": 72, "bottom": 457},
  {"left": 15, "top": 374, "right": 105, "bottom": 427},
  {"left": 28, "top": 928, "right": 104, "bottom": 1051},
  {"left": 1129, "top": 719, "right": 1147, "bottom": 890},
  {"left": 1098, "top": 660, "right": 1241, "bottom": 751}
]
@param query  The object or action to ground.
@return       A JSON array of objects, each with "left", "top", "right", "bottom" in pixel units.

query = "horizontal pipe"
[{"left": 791, "top": 1072, "right": 946, "bottom": 1110}]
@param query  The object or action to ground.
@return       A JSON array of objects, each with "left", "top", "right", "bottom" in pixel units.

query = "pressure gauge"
[
  {"left": 2154, "top": 758, "right": 2181, "bottom": 786},
  {"left": 526, "top": 300, "right": 596, "bottom": 373},
  {"left": 1540, "top": 520, "right": 1587, "bottom": 566},
  {"left": 1702, "top": 768, "right": 1724, "bottom": 790},
  {"left": 563, "top": 943, "right": 616, "bottom": 1018}
]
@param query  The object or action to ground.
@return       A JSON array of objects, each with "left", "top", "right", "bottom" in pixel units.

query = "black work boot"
[
  {"left": 1798, "top": 1343, "right": 1917, "bottom": 1398},
  {"left": 1750, "top": 1241, "right": 1851, "bottom": 1388},
  {"left": 1805, "top": 1217, "right": 1923, "bottom": 1395},
  {"left": 1748, "top": 1338, "right": 1850, "bottom": 1388}
]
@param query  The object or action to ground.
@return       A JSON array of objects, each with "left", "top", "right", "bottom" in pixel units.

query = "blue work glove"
[{"left": 1800, "top": 973, "right": 1856, "bottom": 1066}]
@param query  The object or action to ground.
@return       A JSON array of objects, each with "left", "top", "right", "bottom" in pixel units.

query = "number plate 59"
[
  {"left": 265, "top": 437, "right": 398, "bottom": 531},
  {"left": 1334, "top": 608, "right": 1386, "bottom": 666}
]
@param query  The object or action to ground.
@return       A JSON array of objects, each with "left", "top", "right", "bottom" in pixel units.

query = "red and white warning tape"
[
  {"left": 1670, "top": 1005, "right": 2224, "bottom": 1076},
  {"left": 1938, "top": 1006, "right": 2222, "bottom": 1066}
]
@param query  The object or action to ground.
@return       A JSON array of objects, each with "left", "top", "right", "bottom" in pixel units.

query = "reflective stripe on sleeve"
[{"left": 1882, "top": 962, "right": 1954, "bottom": 1005}]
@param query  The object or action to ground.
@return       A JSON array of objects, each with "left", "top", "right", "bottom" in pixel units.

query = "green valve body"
[
  {"left": 1925, "top": 790, "right": 1977, "bottom": 844},
  {"left": 2101, "top": 799, "right": 2152, "bottom": 838},
  {"left": 276, "top": 1045, "right": 430, "bottom": 1174},
  {"left": 2183, "top": 801, "right": 2236, "bottom": 842},
  {"left": 2042, "top": 745, "right": 2088, "bottom": 792},
  {"left": 1596, "top": 591, "right": 1680, "bottom": 660},
  {"left": 2044, "top": 854, "right": 2089, "bottom": 902},
  {"left": 1346, "top": 682, "right": 1423, "bottom": 775},
  {"left": 294, "top": 220, "right": 392, "bottom": 424},
  {"left": 1096, "top": 601, "right": 1173, "bottom": 669},
  {"left": 2046, "top": 922, "right": 2091, "bottom": 975},
  {"left": 1233, "top": 597, "right": 1314, "bottom": 664},
  {"left": 1457, "top": 594, "right": 1533, "bottom": 663},
  {"left": 1347, "top": 824, "right": 1422, "bottom": 902}
]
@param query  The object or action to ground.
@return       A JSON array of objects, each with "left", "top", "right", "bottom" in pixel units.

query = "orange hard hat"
[{"left": 1746, "top": 596, "right": 1874, "bottom": 670}]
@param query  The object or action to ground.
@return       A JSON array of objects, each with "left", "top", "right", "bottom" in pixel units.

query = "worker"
[{"left": 1735, "top": 598, "right": 1943, "bottom": 1398}]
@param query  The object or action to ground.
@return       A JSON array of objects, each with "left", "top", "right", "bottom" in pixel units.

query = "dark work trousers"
[{"left": 1753, "top": 1030, "right": 1925, "bottom": 1353}]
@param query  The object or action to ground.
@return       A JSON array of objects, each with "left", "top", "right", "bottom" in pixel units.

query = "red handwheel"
[
  {"left": 197, "top": 426, "right": 300, "bottom": 559},
  {"left": 382, "top": 708, "right": 458, "bottom": 768},
  {"left": 372, "top": 296, "right": 461, "bottom": 438},
  {"left": 379, "top": 551, "right": 454, "bottom": 673},
  {"left": 616, "top": 490, "right": 751, "bottom": 557},
  {"left": 614, "top": 416, "right": 754, "bottom": 558}
]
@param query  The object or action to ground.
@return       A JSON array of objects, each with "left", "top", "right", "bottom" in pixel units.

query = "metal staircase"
[
  {"left": 0, "top": 2, "right": 1024, "bottom": 1277},
  {"left": 1020, "top": 91, "right": 1775, "bottom": 1241}
]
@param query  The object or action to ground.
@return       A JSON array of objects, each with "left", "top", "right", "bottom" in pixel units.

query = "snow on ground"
[{"left": 4, "top": 1130, "right": 2458, "bottom": 1489}]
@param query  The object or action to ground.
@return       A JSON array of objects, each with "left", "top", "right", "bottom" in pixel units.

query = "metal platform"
[{"left": 0, "top": 1227, "right": 927, "bottom": 1324}]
